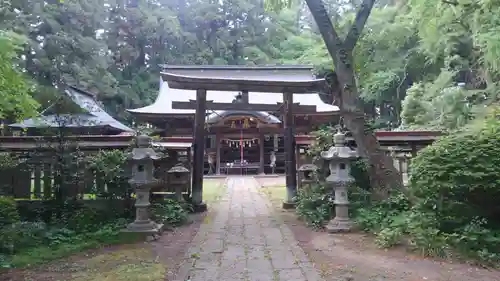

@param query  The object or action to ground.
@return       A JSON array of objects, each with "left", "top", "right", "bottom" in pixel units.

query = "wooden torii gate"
[{"left": 162, "top": 72, "right": 327, "bottom": 211}]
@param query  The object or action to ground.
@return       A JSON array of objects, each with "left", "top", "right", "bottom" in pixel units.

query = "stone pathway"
[{"left": 174, "top": 177, "right": 324, "bottom": 281}]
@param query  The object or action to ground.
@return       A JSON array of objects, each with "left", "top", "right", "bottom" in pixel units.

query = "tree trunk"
[
  {"left": 335, "top": 55, "right": 405, "bottom": 199},
  {"left": 303, "top": 0, "right": 407, "bottom": 199}
]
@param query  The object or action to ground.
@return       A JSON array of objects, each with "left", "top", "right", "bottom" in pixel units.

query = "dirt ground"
[{"left": 257, "top": 177, "right": 500, "bottom": 281}]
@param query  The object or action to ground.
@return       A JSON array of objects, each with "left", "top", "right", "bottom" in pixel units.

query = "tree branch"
[
  {"left": 305, "top": 0, "right": 343, "bottom": 61},
  {"left": 344, "top": 0, "right": 376, "bottom": 50}
]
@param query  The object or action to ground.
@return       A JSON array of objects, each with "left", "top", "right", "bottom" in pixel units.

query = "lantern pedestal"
[
  {"left": 327, "top": 182, "right": 355, "bottom": 232},
  {"left": 282, "top": 201, "right": 296, "bottom": 209},
  {"left": 123, "top": 182, "right": 163, "bottom": 235},
  {"left": 125, "top": 221, "right": 163, "bottom": 234},
  {"left": 326, "top": 217, "right": 355, "bottom": 233}
]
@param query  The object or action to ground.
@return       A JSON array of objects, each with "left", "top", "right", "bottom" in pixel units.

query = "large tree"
[
  {"left": 0, "top": 32, "right": 39, "bottom": 122},
  {"left": 267, "top": 0, "right": 405, "bottom": 198}
]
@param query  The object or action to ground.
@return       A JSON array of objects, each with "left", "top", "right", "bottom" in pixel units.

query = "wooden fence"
[
  {"left": 0, "top": 143, "right": 191, "bottom": 200},
  {"left": 0, "top": 132, "right": 438, "bottom": 199}
]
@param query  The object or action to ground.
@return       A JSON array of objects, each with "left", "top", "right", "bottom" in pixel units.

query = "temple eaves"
[{"left": 10, "top": 86, "right": 134, "bottom": 132}]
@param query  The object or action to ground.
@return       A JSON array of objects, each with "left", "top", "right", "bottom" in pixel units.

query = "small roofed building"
[
  {"left": 9, "top": 86, "right": 134, "bottom": 136},
  {"left": 128, "top": 65, "right": 339, "bottom": 175}
]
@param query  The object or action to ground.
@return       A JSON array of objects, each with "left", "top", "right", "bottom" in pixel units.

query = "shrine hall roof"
[
  {"left": 10, "top": 86, "right": 133, "bottom": 132},
  {"left": 127, "top": 65, "right": 338, "bottom": 116}
]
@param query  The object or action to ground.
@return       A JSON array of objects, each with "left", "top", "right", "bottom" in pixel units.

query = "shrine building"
[{"left": 128, "top": 65, "right": 339, "bottom": 175}]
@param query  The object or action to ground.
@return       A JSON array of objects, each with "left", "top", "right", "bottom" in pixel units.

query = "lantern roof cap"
[
  {"left": 298, "top": 164, "right": 318, "bottom": 171},
  {"left": 130, "top": 148, "right": 162, "bottom": 160},
  {"left": 168, "top": 164, "right": 189, "bottom": 173},
  {"left": 130, "top": 135, "right": 162, "bottom": 160},
  {"left": 321, "top": 131, "right": 358, "bottom": 160}
]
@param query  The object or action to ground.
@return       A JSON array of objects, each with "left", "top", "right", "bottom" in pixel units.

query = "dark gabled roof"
[{"left": 10, "top": 86, "right": 134, "bottom": 132}]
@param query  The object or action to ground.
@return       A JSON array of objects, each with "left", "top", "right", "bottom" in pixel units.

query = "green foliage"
[
  {"left": 0, "top": 153, "right": 20, "bottom": 170},
  {"left": 295, "top": 184, "right": 335, "bottom": 229},
  {"left": 86, "top": 149, "right": 130, "bottom": 199},
  {"left": 409, "top": 116, "right": 500, "bottom": 229},
  {"left": 350, "top": 117, "right": 500, "bottom": 264},
  {"left": 353, "top": 191, "right": 453, "bottom": 257},
  {"left": 400, "top": 70, "right": 473, "bottom": 130},
  {"left": 151, "top": 199, "right": 192, "bottom": 227},
  {"left": 86, "top": 150, "right": 128, "bottom": 182},
  {"left": 0, "top": 152, "right": 20, "bottom": 195},
  {"left": 0, "top": 32, "right": 39, "bottom": 121},
  {"left": 0, "top": 197, "right": 19, "bottom": 228},
  {"left": 307, "top": 126, "right": 336, "bottom": 161},
  {"left": 3, "top": 220, "right": 140, "bottom": 268},
  {"left": 0, "top": 197, "right": 20, "bottom": 256}
]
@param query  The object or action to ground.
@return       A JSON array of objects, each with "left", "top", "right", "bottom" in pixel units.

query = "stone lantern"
[
  {"left": 320, "top": 131, "right": 358, "bottom": 233},
  {"left": 297, "top": 164, "right": 318, "bottom": 189},
  {"left": 124, "top": 135, "right": 163, "bottom": 234},
  {"left": 168, "top": 163, "right": 190, "bottom": 201}
]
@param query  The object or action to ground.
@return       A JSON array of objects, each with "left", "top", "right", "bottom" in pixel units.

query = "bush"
[
  {"left": 410, "top": 118, "right": 500, "bottom": 230},
  {"left": 295, "top": 184, "right": 335, "bottom": 229},
  {"left": 86, "top": 149, "right": 130, "bottom": 199},
  {"left": 151, "top": 199, "right": 192, "bottom": 227},
  {"left": 61, "top": 201, "right": 127, "bottom": 232},
  {"left": 0, "top": 197, "right": 20, "bottom": 254},
  {"left": 0, "top": 196, "right": 19, "bottom": 227},
  {"left": 353, "top": 191, "right": 410, "bottom": 231},
  {"left": 0, "top": 221, "right": 46, "bottom": 254},
  {"left": 360, "top": 117, "right": 500, "bottom": 264}
]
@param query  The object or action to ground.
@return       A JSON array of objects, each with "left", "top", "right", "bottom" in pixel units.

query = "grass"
[
  {"left": 259, "top": 184, "right": 287, "bottom": 207},
  {"left": 203, "top": 179, "right": 227, "bottom": 204},
  {"left": 70, "top": 247, "right": 164, "bottom": 281},
  {"left": 9, "top": 229, "right": 144, "bottom": 268}
]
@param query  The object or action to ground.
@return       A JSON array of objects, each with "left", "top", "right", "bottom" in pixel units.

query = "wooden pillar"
[
  {"left": 216, "top": 134, "right": 221, "bottom": 175},
  {"left": 191, "top": 89, "right": 207, "bottom": 212},
  {"left": 186, "top": 146, "right": 192, "bottom": 198},
  {"left": 259, "top": 133, "right": 265, "bottom": 174},
  {"left": 241, "top": 90, "right": 249, "bottom": 103},
  {"left": 283, "top": 92, "right": 297, "bottom": 209},
  {"left": 411, "top": 143, "right": 417, "bottom": 158},
  {"left": 295, "top": 144, "right": 301, "bottom": 167}
]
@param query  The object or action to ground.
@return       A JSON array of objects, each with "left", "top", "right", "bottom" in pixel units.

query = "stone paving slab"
[{"left": 174, "top": 177, "right": 324, "bottom": 281}]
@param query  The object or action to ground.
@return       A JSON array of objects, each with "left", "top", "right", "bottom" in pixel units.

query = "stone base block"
[
  {"left": 122, "top": 222, "right": 164, "bottom": 235},
  {"left": 192, "top": 202, "right": 208, "bottom": 213},
  {"left": 282, "top": 201, "right": 296, "bottom": 209},
  {"left": 326, "top": 217, "right": 355, "bottom": 233}
]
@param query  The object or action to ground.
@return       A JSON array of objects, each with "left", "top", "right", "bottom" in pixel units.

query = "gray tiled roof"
[
  {"left": 10, "top": 86, "right": 134, "bottom": 132},
  {"left": 127, "top": 65, "right": 338, "bottom": 115}
]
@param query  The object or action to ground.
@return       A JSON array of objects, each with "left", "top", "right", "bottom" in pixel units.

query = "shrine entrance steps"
[{"left": 174, "top": 176, "right": 323, "bottom": 281}]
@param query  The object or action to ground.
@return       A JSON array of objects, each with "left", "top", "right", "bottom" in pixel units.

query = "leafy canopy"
[{"left": 0, "top": 32, "right": 39, "bottom": 122}]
